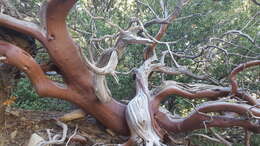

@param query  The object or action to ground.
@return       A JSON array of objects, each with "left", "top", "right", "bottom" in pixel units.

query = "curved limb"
[
  {"left": 152, "top": 50, "right": 220, "bottom": 85},
  {"left": 0, "top": 0, "right": 131, "bottom": 136},
  {"left": 1, "top": 0, "right": 92, "bottom": 85},
  {"left": 124, "top": 55, "right": 168, "bottom": 145},
  {"left": 155, "top": 101, "right": 260, "bottom": 134},
  {"left": 38, "top": 120, "right": 68, "bottom": 146},
  {"left": 151, "top": 81, "right": 230, "bottom": 109},
  {"left": 230, "top": 60, "right": 260, "bottom": 105},
  {"left": 224, "top": 30, "right": 256, "bottom": 45},
  {"left": 0, "top": 14, "right": 47, "bottom": 42},
  {"left": 251, "top": 0, "right": 260, "bottom": 6},
  {"left": 82, "top": 50, "right": 118, "bottom": 75},
  {"left": 82, "top": 48, "right": 119, "bottom": 103},
  {"left": 0, "top": 41, "right": 74, "bottom": 100},
  {"left": 81, "top": 50, "right": 118, "bottom": 103},
  {"left": 144, "top": 0, "right": 191, "bottom": 59},
  {"left": 1, "top": 1, "right": 131, "bottom": 136},
  {"left": 230, "top": 60, "right": 260, "bottom": 95}
]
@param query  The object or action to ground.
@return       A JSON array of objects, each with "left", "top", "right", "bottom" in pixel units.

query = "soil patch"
[{"left": 0, "top": 108, "right": 125, "bottom": 146}]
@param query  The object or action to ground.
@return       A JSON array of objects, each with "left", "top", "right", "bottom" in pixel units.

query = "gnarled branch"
[
  {"left": 0, "top": 41, "right": 73, "bottom": 100},
  {"left": 155, "top": 102, "right": 260, "bottom": 133},
  {"left": 230, "top": 60, "right": 260, "bottom": 105},
  {"left": 0, "top": 13, "right": 47, "bottom": 42},
  {"left": 151, "top": 81, "right": 230, "bottom": 109},
  {"left": 144, "top": 0, "right": 191, "bottom": 59}
]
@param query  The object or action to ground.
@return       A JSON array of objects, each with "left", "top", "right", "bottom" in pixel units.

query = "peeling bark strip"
[
  {"left": 0, "top": 0, "right": 260, "bottom": 145},
  {"left": 125, "top": 56, "right": 164, "bottom": 145}
]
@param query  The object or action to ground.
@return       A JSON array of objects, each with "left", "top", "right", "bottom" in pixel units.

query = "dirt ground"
[
  {"left": 0, "top": 108, "right": 126, "bottom": 146},
  {"left": 1, "top": 108, "right": 259, "bottom": 146}
]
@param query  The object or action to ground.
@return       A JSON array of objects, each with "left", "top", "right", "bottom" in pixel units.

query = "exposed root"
[
  {"left": 65, "top": 125, "right": 78, "bottom": 146},
  {"left": 126, "top": 91, "right": 164, "bottom": 146},
  {"left": 189, "top": 133, "right": 222, "bottom": 143},
  {"left": 125, "top": 58, "right": 165, "bottom": 145},
  {"left": 244, "top": 130, "right": 252, "bottom": 146},
  {"left": 210, "top": 128, "right": 232, "bottom": 146},
  {"left": 37, "top": 120, "right": 68, "bottom": 146}
]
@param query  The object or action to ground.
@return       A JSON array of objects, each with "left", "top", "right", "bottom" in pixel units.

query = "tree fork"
[
  {"left": 0, "top": 0, "right": 260, "bottom": 145},
  {"left": 0, "top": 0, "right": 130, "bottom": 135}
]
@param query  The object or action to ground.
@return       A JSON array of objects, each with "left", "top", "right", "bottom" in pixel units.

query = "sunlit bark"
[{"left": 0, "top": 0, "right": 259, "bottom": 145}]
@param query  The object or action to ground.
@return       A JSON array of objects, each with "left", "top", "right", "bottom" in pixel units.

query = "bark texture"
[
  {"left": 0, "top": 0, "right": 259, "bottom": 145},
  {"left": 0, "top": 0, "right": 36, "bottom": 129}
]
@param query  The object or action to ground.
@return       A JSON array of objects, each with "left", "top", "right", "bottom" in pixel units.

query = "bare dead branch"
[
  {"left": 65, "top": 125, "right": 78, "bottom": 146},
  {"left": 136, "top": 0, "right": 159, "bottom": 18},
  {"left": 154, "top": 50, "right": 221, "bottom": 84},
  {"left": 241, "top": 11, "right": 260, "bottom": 31},
  {"left": 83, "top": 5, "right": 123, "bottom": 31},
  {"left": 82, "top": 50, "right": 118, "bottom": 75},
  {"left": 210, "top": 128, "right": 232, "bottom": 146},
  {"left": 90, "top": 34, "right": 119, "bottom": 42},
  {"left": 175, "top": 11, "right": 212, "bottom": 21},
  {"left": 224, "top": 30, "right": 259, "bottom": 48},
  {"left": 245, "top": 130, "right": 252, "bottom": 146},
  {"left": 251, "top": 0, "right": 260, "bottom": 6},
  {"left": 143, "top": 18, "right": 170, "bottom": 28},
  {"left": 189, "top": 133, "right": 222, "bottom": 143},
  {"left": 59, "top": 109, "right": 86, "bottom": 122},
  {"left": 144, "top": 0, "right": 191, "bottom": 59},
  {"left": 210, "top": 38, "right": 258, "bottom": 54},
  {"left": 38, "top": 120, "right": 68, "bottom": 146}
]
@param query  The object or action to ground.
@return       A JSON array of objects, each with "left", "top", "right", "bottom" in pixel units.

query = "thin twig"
[
  {"left": 65, "top": 125, "right": 78, "bottom": 146},
  {"left": 210, "top": 128, "right": 232, "bottom": 146}
]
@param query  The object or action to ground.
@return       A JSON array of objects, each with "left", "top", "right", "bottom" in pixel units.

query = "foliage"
[
  {"left": 66, "top": 0, "right": 260, "bottom": 101},
  {"left": 9, "top": 0, "right": 259, "bottom": 113},
  {"left": 12, "top": 78, "right": 71, "bottom": 111},
  {"left": 3, "top": 0, "right": 259, "bottom": 144}
]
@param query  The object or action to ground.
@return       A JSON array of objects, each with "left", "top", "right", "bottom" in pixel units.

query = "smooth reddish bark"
[{"left": 0, "top": 0, "right": 259, "bottom": 142}]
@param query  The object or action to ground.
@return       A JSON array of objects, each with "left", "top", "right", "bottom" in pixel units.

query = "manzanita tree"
[
  {"left": 0, "top": 0, "right": 259, "bottom": 145},
  {"left": 0, "top": 0, "right": 36, "bottom": 129}
]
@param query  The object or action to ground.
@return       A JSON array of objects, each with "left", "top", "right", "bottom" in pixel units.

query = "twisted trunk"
[{"left": 0, "top": 0, "right": 259, "bottom": 145}]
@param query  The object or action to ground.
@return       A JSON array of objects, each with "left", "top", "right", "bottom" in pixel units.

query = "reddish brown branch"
[
  {"left": 0, "top": 14, "right": 47, "bottom": 42},
  {"left": 0, "top": 41, "right": 73, "bottom": 99},
  {"left": 2, "top": 0, "right": 259, "bottom": 142},
  {"left": 144, "top": 0, "right": 190, "bottom": 59},
  {"left": 155, "top": 102, "right": 260, "bottom": 133},
  {"left": 144, "top": 18, "right": 170, "bottom": 28},
  {"left": 230, "top": 60, "right": 260, "bottom": 105},
  {"left": 150, "top": 61, "right": 260, "bottom": 135},
  {"left": 1, "top": 0, "right": 130, "bottom": 136},
  {"left": 0, "top": 42, "right": 130, "bottom": 136},
  {"left": 41, "top": 0, "right": 93, "bottom": 79},
  {"left": 151, "top": 81, "right": 230, "bottom": 109},
  {"left": 230, "top": 60, "right": 260, "bottom": 94}
]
